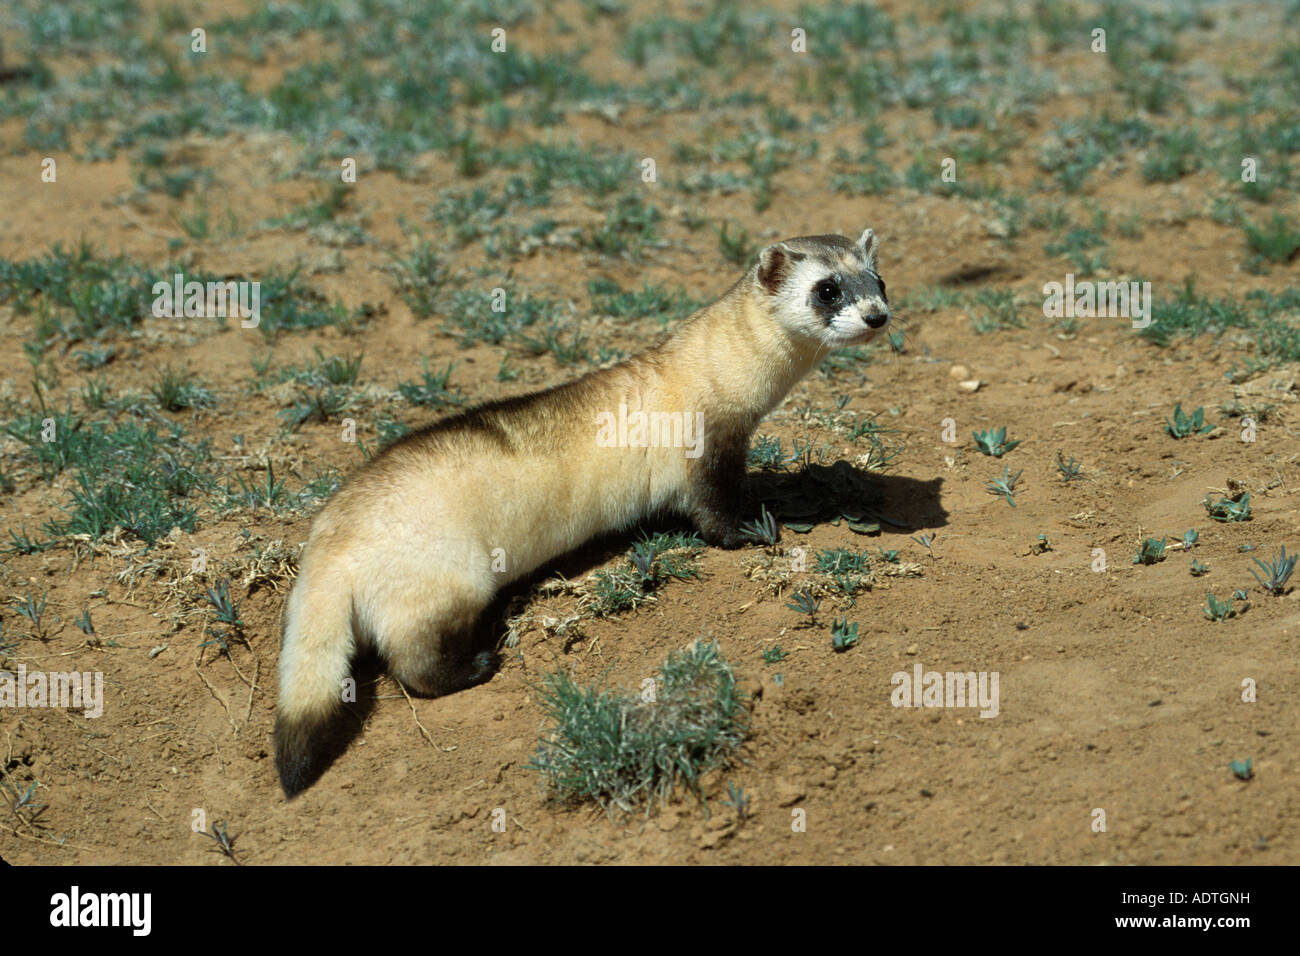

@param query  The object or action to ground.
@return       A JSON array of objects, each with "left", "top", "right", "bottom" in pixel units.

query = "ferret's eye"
[
  {"left": 878, "top": 279, "right": 887, "bottom": 301},
  {"left": 815, "top": 280, "right": 841, "bottom": 304}
]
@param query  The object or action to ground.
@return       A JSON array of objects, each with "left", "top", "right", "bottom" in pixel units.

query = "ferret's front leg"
[{"left": 688, "top": 435, "right": 755, "bottom": 549}]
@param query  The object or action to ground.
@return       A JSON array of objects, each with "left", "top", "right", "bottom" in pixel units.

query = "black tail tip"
[{"left": 273, "top": 712, "right": 328, "bottom": 799}]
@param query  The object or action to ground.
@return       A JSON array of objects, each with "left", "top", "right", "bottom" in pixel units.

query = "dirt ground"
[{"left": 1, "top": 0, "right": 1297, "bottom": 864}]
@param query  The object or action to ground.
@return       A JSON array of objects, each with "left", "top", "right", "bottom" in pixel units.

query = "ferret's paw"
[{"left": 700, "top": 526, "right": 752, "bottom": 550}]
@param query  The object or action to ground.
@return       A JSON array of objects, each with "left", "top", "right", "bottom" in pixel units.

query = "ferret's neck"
[{"left": 663, "top": 287, "right": 824, "bottom": 429}]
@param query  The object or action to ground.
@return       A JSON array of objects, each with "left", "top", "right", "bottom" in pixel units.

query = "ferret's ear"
[
  {"left": 756, "top": 243, "right": 799, "bottom": 295},
  {"left": 857, "top": 228, "right": 880, "bottom": 271}
]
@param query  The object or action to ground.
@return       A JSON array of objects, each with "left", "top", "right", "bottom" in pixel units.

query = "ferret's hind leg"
[{"left": 365, "top": 577, "right": 498, "bottom": 697}]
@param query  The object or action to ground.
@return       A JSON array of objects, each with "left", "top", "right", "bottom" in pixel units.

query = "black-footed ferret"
[{"left": 274, "top": 229, "right": 891, "bottom": 796}]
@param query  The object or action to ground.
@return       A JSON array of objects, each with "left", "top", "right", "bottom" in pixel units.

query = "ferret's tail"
[{"left": 274, "top": 561, "right": 356, "bottom": 798}]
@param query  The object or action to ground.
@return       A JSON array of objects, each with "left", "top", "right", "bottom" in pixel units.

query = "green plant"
[
  {"left": 203, "top": 579, "right": 244, "bottom": 629},
  {"left": 973, "top": 426, "right": 1021, "bottom": 457},
  {"left": 152, "top": 366, "right": 216, "bottom": 411},
  {"left": 1204, "top": 592, "right": 1235, "bottom": 622},
  {"left": 985, "top": 466, "right": 1023, "bottom": 507},
  {"left": 74, "top": 609, "right": 95, "bottom": 637},
  {"left": 815, "top": 548, "right": 870, "bottom": 575},
  {"left": 784, "top": 589, "right": 821, "bottom": 624},
  {"left": 588, "top": 566, "right": 646, "bottom": 616},
  {"left": 525, "top": 641, "right": 749, "bottom": 815},
  {"left": 198, "top": 821, "right": 241, "bottom": 865},
  {"left": 1133, "top": 538, "right": 1167, "bottom": 565},
  {"left": 1055, "top": 453, "right": 1082, "bottom": 483},
  {"left": 223, "top": 461, "right": 293, "bottom": 512},
  {"left": 1164, "top": 403, "right": 1214, "bottom": 438},
  {"left": 397, "top": 360, "right": 462, "bottom": 408},
  {"left": 721, "top": 781, "right": 752, "bottom": 818},
  {"left": 1249, "top": 546, "right": 1296, "bottom": 595},
  {"left": 740, "top": 505, "right": 779, "bottom": 546},
  {"left": 747, "top": 435, "right": 784, "bottom": 470},
  {"left": 831, "top": 617, "right": 860, "bottom": 652},
  {"left": 1, "top": 778, "right": 48, "bottom": 831},
  {"left": 5, "top": 527, "right": 51, "bottom": 555},
  {"left": 717, "top": 221, "right": 756, "bottom": 266},
  {"left": 1140, "top": 127, "right": 1201, "bottom": 183},
  {"left": 10, "top": 592, "right": 49, "bottom": 639},
  {"left": 1204, "top": 493, "right": 1251, "bottom": 523},
  {"left": 1243, "top": 214, "right": 1300, "bottom": 263},
  {"left": 280, "top": 385, "right": 356, "bottom": 428},
  {"left": 966, "top": 289, "right": 1023, "bottom": 333}
]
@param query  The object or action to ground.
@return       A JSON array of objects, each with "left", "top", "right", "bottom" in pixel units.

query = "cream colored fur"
[{"left": 274, "top": 228, "right": 889, "bottom": 796}]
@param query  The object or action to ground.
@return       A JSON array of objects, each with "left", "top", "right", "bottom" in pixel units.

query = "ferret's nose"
[{"left": 864, "top": 311, "right": 889, "bottom": 329}]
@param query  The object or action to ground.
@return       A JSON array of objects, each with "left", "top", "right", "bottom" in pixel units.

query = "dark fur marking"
[
  {"left": 688, "top": 414, "right": 753, "bottom": 548},
  {"left": 807, "top": 269, "right": 888, "bottom": 326},
  {"left": 756, "top": 246, "right": 806, "bottom": 295}
]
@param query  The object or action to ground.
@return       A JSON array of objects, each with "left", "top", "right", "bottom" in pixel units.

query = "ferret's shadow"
[{"left": 750, "top": 460, "right": 947, "bottom": 535}]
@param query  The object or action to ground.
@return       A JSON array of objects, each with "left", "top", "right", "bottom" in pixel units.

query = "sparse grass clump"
[
  {"left": 1243, "top": 214, "right": 1300, "bottom": 264},
  {"left": 585, "top": 533, "right": 703, "bottom": 616},
  {"left": 440, "top": 283, "right": 553, "bottom": 347},
  {"left": 985, "top": 466, "right": 1023, "bottom": 507},
  {"left": 152, "top": 366, "right": 216, "bottom": 412},
  {"left": 746, "top": 435, "right": 784, "bottom": 470},
  {"left": 279, "top": 385, "right": 356, "bottom": 429},
  {"left": 816, "top": 548, "right": 872, "bottom": 601},
  {"left": 584, "top": 194, "right": 660, "bottom": 257},
  {"left": 784, "top": 589, "right": 821, "bottom": 624},
  {"left": 1, "top": 777, "right": 48, "bottom": 833},
  {"left": 526, "top": 640, "right": 749, "bottom": 815},
  {"left": 0, "top": 242, "right": 153, "bottom": 345},
  {"left": 739, "top": 505, "right": 779, "bottom": 546},
  {"left": 588, "top": 277, "right": 701, "bottom": 325},
  {"left": 1250, "top": 546, "right": 1296, "bottom": 595},
  {"left": 1140, "top": 127, "right": 1201, "bottom": 183},
  {"left": 197, "top": 820, "right": 241, "bottom": 865},
  {"left": 1056, "top": 453, "right": 1082, "bottom": 483},
  {"left": 966, "top": 289, "right": 1023, "bottom": 333},
  {"left": 717, "top": 221, "right": 756, "bottom": 266},
  {"left": 257, "top": 268, "right": 370, "bottom": 339},
  {"left": 396, "top": 360, "right": 462, "bottom": 408},
  {"left": 391, "top": 233, "right": 446, "bottom": 318},
  {"left": 5, "top": 406, "right": 213, "bottom": 545},
  {"left": 10, "top": 592, "right": 49, "bottom": 640}
]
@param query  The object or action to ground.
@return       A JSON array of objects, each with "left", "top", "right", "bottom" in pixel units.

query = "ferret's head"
[{"left": 754, "top": 229, "right": 890, "bottom": 348}]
